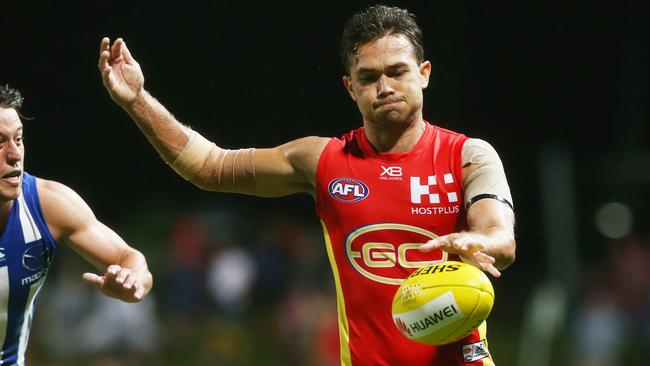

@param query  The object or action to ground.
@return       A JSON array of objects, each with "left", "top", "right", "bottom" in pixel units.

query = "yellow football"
[{"left": 391, "top": 261, "right": 494, "bottom": 345}]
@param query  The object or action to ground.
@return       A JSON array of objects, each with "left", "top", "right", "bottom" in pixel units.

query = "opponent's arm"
[
  {"left": 38, "top": 178, "right": 152, "bottom": 303},
  {"left": 98, "top": 37, "right": 327, "bottom": 197},
  {"left": 421, "top": 139, "right": 516, "bottom": 277}
]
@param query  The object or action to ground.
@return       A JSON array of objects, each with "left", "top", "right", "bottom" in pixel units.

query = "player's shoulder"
[
  {"left": 432, "top": 123, "right": 465, "bottom": 136},
  {"left": 282, "top": 136, "right": 332, "bottom": 160},
  {"left": 463, "top": 138, "right": 497, "bottom": 153},
  {"left": 462, "top": 138, "right": 504, "bottom": 158},
  {"left": 34, "top": 176, "right": 94, "bottom": 238},
  {"left": 35, "top": 177, "right": 88, "bottom": 217},
  {"left": 35, "top": 176, "right": 77, "bottom": 199},
  {"left": 291, "top": 135, "right": 332, "bottom": 147}
]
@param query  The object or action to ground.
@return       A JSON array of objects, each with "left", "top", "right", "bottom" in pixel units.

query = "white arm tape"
[
  {"left": 169, "top": 130, "right": 214, "bottom": 181},
  {"left": 462, "top": 138, "right": 514, "bottom": 210},
  {"left": 168, "top": 129, "right": 256, "bottom": 192}
]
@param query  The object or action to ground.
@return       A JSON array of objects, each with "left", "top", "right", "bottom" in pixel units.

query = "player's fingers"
[
  {"left": 473, "top": 251, "right": 496, "bottom": 264},
  {"left": 98, "top": 38, "right": 110, "bottom": 69},
  {"left": 101, "top": 66, "right": 113, "bottom": 86},
  {"left": 422, "top": 236, "right": 476, "bottom": 254},
  {"left": 111, "top": 38, "right": 123, "bottom": 60},
  {"left": 419, "top": 237, "right": 450, "bottom": 252},
  {"left": 82, "top": 272, "right": 104, "bottom": 287},
  {"left": 120, "top": 39, "right": 136, "bottom": 64},
  {"left": 467, "top": 252, "right": 500, "bottom": 277},
  {"left": 483, "top": 264, "right": 501, "bottom": 278},
  {"left": 458, "top": 241, "right": 485, "bottom": 253}
]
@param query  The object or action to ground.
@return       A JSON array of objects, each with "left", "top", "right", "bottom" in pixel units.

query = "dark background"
[{"left": 2, "top": 1, "right": 648, "bottom": 365}]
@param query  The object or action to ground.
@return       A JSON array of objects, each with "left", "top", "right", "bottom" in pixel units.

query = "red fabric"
[{"left": 316, "top": 122, "right": 484, "bottom": 365}]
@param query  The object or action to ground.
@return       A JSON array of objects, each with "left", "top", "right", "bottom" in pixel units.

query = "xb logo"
[
  {"left": 380, "top": 166, "right": 402, "bottom": 177},
  {"left": 22, "top": 243, "right": 51, "bottom": 272}
]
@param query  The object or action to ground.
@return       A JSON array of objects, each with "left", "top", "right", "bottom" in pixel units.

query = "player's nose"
[
  {"left": 5, "top": 142, "right": 23, "bottom": 166},
  {"left": 376, "top": 75, "right": 394, "bottom": 97}
]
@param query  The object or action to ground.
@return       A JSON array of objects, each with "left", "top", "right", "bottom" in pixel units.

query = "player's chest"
[{"left": 321, "top": 159, "right": 463, "bottom": 225}]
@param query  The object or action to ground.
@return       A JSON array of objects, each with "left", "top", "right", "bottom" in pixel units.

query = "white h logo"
[{"left": 410, "top": 174, "right": 458, "bottom": 204}]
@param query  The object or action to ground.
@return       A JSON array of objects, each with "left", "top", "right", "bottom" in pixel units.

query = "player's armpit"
[{"left": 462, "top": 138, "right": 513, "bottom": 211}]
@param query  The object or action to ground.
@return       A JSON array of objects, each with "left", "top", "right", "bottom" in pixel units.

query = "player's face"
[
  {"left": 343, "top": 34, "right": 431, "bottom": 128},
  {"left": 0, "top": 107, "right": 25, "bottom": 203}
]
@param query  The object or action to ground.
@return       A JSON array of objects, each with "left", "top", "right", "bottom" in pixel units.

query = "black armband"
[{"left": 466, "top": 194, "right": 514, "bottom": 211}]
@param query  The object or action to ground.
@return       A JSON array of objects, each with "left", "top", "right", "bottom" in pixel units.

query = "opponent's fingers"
[
  {"left": 133, "top": 283, "right": 145, "bottom": 301},
  {"left": 82, "top": 272, "right": 105, "bottom": 287},
  {"left": 105, "top": 264, "right": 122, "bottom": 281},
  {"left": 115, "top": 267, "right": 132, "bottom": 284},
  {"left": 123, "top": 275, "right": 136, "bottom": 290}
]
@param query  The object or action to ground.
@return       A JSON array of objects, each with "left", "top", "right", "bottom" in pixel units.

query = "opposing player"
[
  {"left": 99, "top": 5, "right": 514, "bottom": 365},
  {"left": 0, "top": 84, "right": 153, "bottom": 365}
]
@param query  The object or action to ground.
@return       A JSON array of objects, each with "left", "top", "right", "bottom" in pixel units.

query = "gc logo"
[
  {"left": 22, "top": 243, "right": 51, "bottom": 272},
  {"left": 345, "top": 223, "right": 447, "bottom": 285}
]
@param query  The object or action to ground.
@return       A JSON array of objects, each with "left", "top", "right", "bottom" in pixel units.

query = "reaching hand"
[
  {"left": 98, "top": 37, "right": 144, "bottom": 107},
  {"left": 82, "top": 264, "right": 149, "bottom": 303},
  {"left": 420, "top": 232, "right": 502, "bottom": 277}
]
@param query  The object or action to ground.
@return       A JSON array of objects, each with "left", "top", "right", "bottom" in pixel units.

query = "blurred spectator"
[
  {"left": 572, "top": 234, "right": 650, "bottom": 366},
  {"left": 30, "top": 251, "right": 160, "bottom": 366},
  {"left": 76, "top": 292, "right": 161, "bottom": 364},
  {"left": 276, "top": 287, "right": 339, "bottom": 366},
  {"left": 206, "top": 244, "right": 256, "bottom": 317},
  {"left": 165, "top": 213, "right": 212, "bottom": 316}
]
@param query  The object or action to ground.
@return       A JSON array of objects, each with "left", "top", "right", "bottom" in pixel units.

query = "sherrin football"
[{"left": 392, "top": 261, "right": 494, "bottom": 345}]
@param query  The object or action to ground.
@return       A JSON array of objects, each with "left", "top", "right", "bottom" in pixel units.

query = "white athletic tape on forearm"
[
  {"left": 198, "top": 147, "right": 256, "bottom": 193},
  {"left": 169, "top": 130, "right": 214, "bottom": 181},
  {"left": 168, "top": 129, "right": 256, "bottom": 192}
]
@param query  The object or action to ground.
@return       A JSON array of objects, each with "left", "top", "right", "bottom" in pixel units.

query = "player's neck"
[{"left": 364, "top": 117, "right": 426, "bottom": 153}]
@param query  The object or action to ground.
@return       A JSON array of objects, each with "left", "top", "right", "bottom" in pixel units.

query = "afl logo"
[
  {"left": 345, "top": 223, "right": 447, "bottom": 285},
  {"left": 328, "top": 178, "right": 369, "bottom": 202}
]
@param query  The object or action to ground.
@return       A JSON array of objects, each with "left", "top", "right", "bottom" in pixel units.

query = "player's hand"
[
  {"left": 98, "top": 37, "right": 144, "bottom": 107},
  {"left": 82, "top": 264, "right": 150, "bottom": 303},
  {"left": 420, "top": 233, "right": 501, "bottom": 278}
]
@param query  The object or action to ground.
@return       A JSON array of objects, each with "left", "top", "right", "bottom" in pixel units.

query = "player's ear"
[
  {"left": 419, "top": 61, "right": 431, "bottom": 89},
  {"left": 342, "top": 75, "right": 356, "bottom": 101}
]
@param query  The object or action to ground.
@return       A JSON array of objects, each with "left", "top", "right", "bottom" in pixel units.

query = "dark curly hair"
[
  {"left": 340, "top": 5, "right": 424, "bottom": 74},
  {"left": 0, "top": 84, "right": 24, "bottom": 111}
]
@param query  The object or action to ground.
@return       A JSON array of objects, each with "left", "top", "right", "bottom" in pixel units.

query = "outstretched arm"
[
  {"left": 38, "top": 178, "right": 153, "bottom": 302},
  {"left": 98, "top": 37, "right": 327, "bottom": 197}
]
